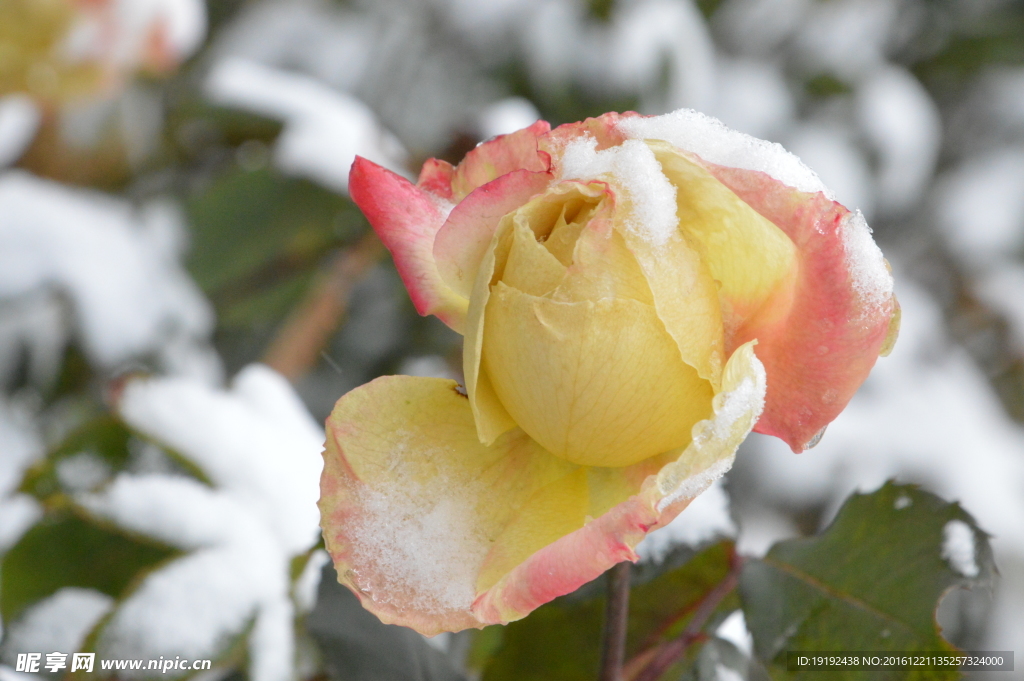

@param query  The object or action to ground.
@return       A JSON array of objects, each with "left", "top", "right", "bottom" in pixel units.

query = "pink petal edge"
[
  {"left": 704, "top": 163, "right": 895, "bottom": 451},
  {"left": 349, "top": 156, "right": 468, "bottom": 332}
]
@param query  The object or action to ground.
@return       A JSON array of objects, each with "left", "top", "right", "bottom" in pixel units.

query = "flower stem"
[
  {"left": 598, "top": 561, "right": 632, "bottom": 681},
  {"left": 630, "top": 552, "right": 744, "bottom": 681}
]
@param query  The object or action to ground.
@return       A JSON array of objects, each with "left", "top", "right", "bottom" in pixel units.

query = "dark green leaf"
[
  {"left": 20, "top": 416, "right": 132, "bottom": 499},
  {"left": 740, "top": 481, "right": 994, "bottom": 681},
  {"left": 308, "top": 563, "right": 466, "bottom": 681},
  {"left": 0, "top": 510, "right": 178, "bottom": 624}
]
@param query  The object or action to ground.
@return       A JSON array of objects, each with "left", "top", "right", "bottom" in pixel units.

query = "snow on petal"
[{"left": 697, "top": 161, "right": 895, "bottom": 451}]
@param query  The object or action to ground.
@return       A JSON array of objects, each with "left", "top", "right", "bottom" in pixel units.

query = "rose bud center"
[{"left": 479, "top": 181, "right": 714, "bottom": 467}]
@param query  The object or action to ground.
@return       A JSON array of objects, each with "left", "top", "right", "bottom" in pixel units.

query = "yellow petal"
[
  {"left": 481, "top": 283, "right": 714, "bottom": 467},
  {"left": 654, "top": 340, "right": 766, "bottom": 510},
  {"left": 501, "top": 219, "right": 566, "bottom": 297},
  {"left": 319, "top": 375, "right": 577, "bottom": 634},
  {"left": 649, "top": 140, "right": 798, "bottom": 334},
  {"left": 614, "top": 199, "right": 725, "bottom": 389}
]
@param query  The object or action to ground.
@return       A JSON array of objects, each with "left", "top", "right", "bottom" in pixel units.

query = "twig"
[
  {"left": 262, "top": 231, "right": 385, "bottom": 382},
  {"left": 629, "top": 553, "right": 744, "bottom": 681},
  {"left": 598, "top": 561, "right": 633, "bottom": 681}
]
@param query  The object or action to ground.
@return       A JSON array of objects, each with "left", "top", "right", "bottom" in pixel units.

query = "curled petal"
[
  {"left": 434, "top": 169, "right": 554, "bottom": 300},
  {"left": 450, "top": 120, "right": 552, "bottom": 201},
  {"left": 349, "top": 156, "right": 467, "bottom": 332},
  {"left": 318, "top": 344, "right": 765, "bottom": 633},
  {"left": 417, "top": 158, "right": 455, "bottom": 200},
  {"left": 702, "top": 162, "right": 896, "bottom": 451}
]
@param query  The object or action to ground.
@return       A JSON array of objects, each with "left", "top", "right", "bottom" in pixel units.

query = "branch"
[
  {"left": 628, "top": 553, "right": 743, "bottom": 681},
  {"left": 262, "top": 231, "right": 385, "bottom": 382},
  {"left": 598, "top": 561, "right": 633, "bottom": 681}
]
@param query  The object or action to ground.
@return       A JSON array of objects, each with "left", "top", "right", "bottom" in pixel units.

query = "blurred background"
[{"left": 0, "top": 0, "right": 1023, "bottom": 679}]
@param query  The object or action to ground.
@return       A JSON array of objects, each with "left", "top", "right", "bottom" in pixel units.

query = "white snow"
[
  {"left": 710, "top": 58, "right": 794, "bottom": 140},
  {"left": 0, "top": 96, "right": 40, "bottom": 168},
  {"left": 942, "top": 519, "right": 979, "bottom": 578},
  {"left": 974, "top": 263, "right": 1024, "bottom": 353},
  {"left": 76, "top": 365, "right": 324, "bottom": 681},
  {"left": 349, "top": 447, "right": 490, "bottom": 614},
  {"left": 0, "top": 399, "right": 43, "bottom": 553},
  {"left": 62, "top": 0, "right": 207, "bottom": 73},
  {"left": 205, "top": 58, "right": 410, "bottom": 194},
  {"left": 606, "top": 0, "right": 716, "bottom": 112},
  {"left": 560, "top": 136, "right": 678, "bottom": 246},
  {"left": 636, "top": 480, "right": 736, "bottom": 562},
  {"left": 840, "top": 210, "right": 894, "bottom": 314},
  {"left": 0, "top": 172, "right": 215, "bottom": 371},
  {"left": 784, "top": 124, "right": 874, "bottom": 217},
  {"left": 856, "top": 66, "right": 941, "bottom": 216},
  {"left": 715, "top": 610, "right": 754, "bottom": 656},
  {"left": 934, "top": 147, "right": 1024, "bottom": 264},
  {"left": 1, "top": 588, "right": 113, "bottom": 659},
  {"left": 621, "top": 109, "right": 831, "bottom": 197}
]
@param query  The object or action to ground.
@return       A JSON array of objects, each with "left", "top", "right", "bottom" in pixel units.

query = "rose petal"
[
  {"left": 650, "top": 141, "right": 798, "bottom": 335},
  {"left": 417, "top": 158, "right": 455, "bottom": 200},
  {"left": 474, "top": 341, "right": 766, "bottom": 624},
  {"left": 320, "top": 345, "right": 765, "bottom": 633},
  {"left": 616, "top": 207, "right": 726, "bottom": 389},
  {"left": 481, "top": 283, "right": 713, "bottom": 467},
  {"left": 348, "top": 156, "right": 467, "bottom": 332},
  {"left": 450, "top": 120, "right": 552, "bottom": 201},
  {"left": 433, "top": 169, "right": 554, "bottom": 300},
  {"left": 702, "top": 162, "right": 896, "bottom": 451}
]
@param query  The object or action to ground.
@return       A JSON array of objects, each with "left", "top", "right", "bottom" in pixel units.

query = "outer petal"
[
  {"left": 348, "top": 156, "right": 468, "bottom": 332},
  {"left": 701, "top": 162, "right": 896, "bottom": 451},
  {"left": 417, "top": 158, "right": 455, "bottom": 200},
  {"left": 450, "top": 120, "right": 553, "bottom": 201},
  {"left": 318, "top": 345, "right": 766, "bottom": 634},
  {"left": 433, "top": 169, "right": 554, "bottom": 300}
]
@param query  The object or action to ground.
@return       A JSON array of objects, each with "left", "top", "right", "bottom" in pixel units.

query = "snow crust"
[
  {"left": 0, "top": 589, "right": 113, "bottom": 663},
  {"left": 636, "top": 480, "right": 736, "bottom": 562},
  {"left": 0, "top": 172, "right": 214, "bottom": 371},
  {"left": 620, "top": 109, "right": 831, "bottom": 197},
  {"left": 840, "top": 210, "right": 893, "bottom": 314},
  {"left": 76, "top": 365, "right": 324, "bottom": 681},
  {"left": 205, "top": 58, "right": 409, "bottom": 193},
  {"left": 348, "top": 437, "right": 490, "bottom": 614},
  {"left": 942, "top": 519, "right": 979, "bottom": 578},
  {"left": 561, "top": 136, "right": 678, "bottom": 245}
]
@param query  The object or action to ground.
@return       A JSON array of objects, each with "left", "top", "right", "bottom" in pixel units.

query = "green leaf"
[
  {"left": 740, "top": 481, "right": 995, "bottom": 681},
  {"left": 19, "top": 416, "right": 132, "bottom": 501},
  {"left": 476, "top": 541, "right": 740, "bottom": 681},
  {"left": 0, "top": 509, "right": 178, "bottom": 624}
]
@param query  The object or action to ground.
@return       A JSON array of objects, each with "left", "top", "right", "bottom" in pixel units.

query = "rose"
[
  {"left": 319, "top": 110, "right": 899, "bottom": 635},
  {"left": 0, "top": 0, "right": 205, "bottom": 103}
]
